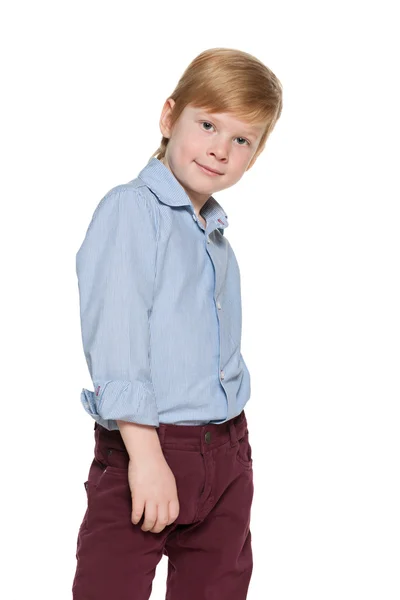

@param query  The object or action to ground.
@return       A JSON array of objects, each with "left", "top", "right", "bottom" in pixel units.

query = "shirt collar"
[{"left": 137, "top": 157, "right": 229, "bottom": 231}]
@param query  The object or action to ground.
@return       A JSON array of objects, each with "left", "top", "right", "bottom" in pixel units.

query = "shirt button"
[
  {"left": 220, "top": 369, "right": 225, "bottom": 380},
  {"left": 216, "top": 301, "right": 222, "bottom": 310},
  {"left": 192, "top": 214, "right": 197, "bottom": 221},
  {"left": 207, "top": 238, "right": 211, "bottom": 244}
]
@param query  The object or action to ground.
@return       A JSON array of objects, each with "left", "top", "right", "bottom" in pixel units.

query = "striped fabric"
[{"left": 76, "top": 157, "right": 251, "bottom": 429}]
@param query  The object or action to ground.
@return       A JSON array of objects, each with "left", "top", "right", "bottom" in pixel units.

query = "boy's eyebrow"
[{"left": 197, "top": 110, "right": 262, "bottom": 139}]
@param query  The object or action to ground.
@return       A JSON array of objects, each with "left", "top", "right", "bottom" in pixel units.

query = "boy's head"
[{"left": 151, "top": 47, "right": 283, "bottom": 205}]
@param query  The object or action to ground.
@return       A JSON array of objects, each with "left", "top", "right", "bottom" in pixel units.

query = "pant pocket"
[
  {"left": 77, "top": 481, "right": 89, "bottom": 536},
  {"left": 86, "top": 455, "right": 132, "bottom": 532},
  {"left": 235, "top": 429, "right": 253, "bottom": 469}
]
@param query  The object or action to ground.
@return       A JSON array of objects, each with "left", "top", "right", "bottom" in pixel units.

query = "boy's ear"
[{"left": 159, "top": 98, "right": 176, "bottom": 139}]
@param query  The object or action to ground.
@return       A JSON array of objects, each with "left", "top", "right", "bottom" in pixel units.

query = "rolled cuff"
[{"left": 80, "top": 379, "right": 159, "bottom": 427}]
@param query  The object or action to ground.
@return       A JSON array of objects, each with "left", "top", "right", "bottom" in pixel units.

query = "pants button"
[{"left": 205, "top": 431, "right": 211, "bottom": 444}]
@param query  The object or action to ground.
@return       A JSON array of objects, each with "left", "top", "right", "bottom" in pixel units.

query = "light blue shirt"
[{"left": 76, "top": 157, "right": 251, "bottom": 429}]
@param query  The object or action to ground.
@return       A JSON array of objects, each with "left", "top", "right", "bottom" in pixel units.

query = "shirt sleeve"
[{"left": 76, "top": 186, "right": 159, "bottom": 428}]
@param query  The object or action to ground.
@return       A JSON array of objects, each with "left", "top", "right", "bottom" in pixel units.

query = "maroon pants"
[{"left": 72, "top": 409, "right": 254, "bottom": 599}]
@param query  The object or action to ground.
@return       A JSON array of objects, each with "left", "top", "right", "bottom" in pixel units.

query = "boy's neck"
[{"left": 159, "top": 156, "right": 211, "bottom": 223}]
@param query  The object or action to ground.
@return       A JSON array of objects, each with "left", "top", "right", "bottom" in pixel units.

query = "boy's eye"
[{"left": 200, "top": 121, "right": 250, "bottom": 146}]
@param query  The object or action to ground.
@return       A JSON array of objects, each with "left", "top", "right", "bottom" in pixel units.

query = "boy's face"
[{"left": 159, "top": 99, "right": 266, "bottom": 206}]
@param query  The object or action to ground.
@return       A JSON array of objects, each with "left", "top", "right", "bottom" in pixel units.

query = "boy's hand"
[{"left": 127, "top": 452, "right": 180, "bottom": 533}]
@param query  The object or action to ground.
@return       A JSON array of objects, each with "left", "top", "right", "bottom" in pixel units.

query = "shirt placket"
[{"left": 192, "top": 208, "right": 227, "bottom": 389}]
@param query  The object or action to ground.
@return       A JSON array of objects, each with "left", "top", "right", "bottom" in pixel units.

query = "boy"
[{"left": 72, "top": 47, "right": 282, "bottom": 600}]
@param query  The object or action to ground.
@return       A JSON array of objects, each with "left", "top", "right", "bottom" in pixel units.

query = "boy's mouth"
[{"left": 195, "top": 161, "right": 224, "bottom": 176}]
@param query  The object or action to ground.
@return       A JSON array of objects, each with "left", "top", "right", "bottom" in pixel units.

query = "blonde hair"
[{"left": 151, "top": 47, "right": 283, "bottom": 169}]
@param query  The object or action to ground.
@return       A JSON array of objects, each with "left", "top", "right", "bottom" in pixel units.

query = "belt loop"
[{"left": 229, "top": 418, "right": 238, "bottom": 447}]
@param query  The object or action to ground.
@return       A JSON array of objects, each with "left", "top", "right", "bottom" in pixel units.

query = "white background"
[{"left": 2, "top": 1, "right": 399, "bottom": 598}]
